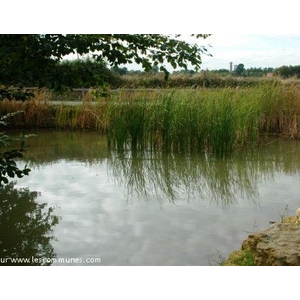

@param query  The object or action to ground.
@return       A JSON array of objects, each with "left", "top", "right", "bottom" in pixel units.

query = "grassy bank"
[{"left": 1, "top": 81, "right": 300, "bottom": 156}]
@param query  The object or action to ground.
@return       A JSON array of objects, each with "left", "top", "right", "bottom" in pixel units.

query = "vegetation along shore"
[{"left": 1, "top": 80, "right": 300, "bottom": 157}]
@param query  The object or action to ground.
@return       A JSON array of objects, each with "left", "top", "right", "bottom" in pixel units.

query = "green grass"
[{"left": 222, "top": 247, "right": 255, "bottom": 266}]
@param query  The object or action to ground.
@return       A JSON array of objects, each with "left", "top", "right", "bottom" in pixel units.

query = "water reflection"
[
  {"left": 107, "top": 141, "right": 300, "bottom": 205},
  {"left": 21, "top": 131, "right": 300, "bottom": 205},
  {"left": 22, "top": 130, "right": 108, "bottom": 164},
  {"left": 12, "top": 131, "right": 300, "bottom": 265},
  {"left": 0, "top": 182, "right": 59, "bottom": 266}
]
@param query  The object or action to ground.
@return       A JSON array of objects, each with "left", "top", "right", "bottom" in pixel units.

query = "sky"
[
  {"left": 123, "top": 34, "right": 300, "bottom": 71},
  {"left": 199, "top": 34, "right": 300, "bottom": 70}
]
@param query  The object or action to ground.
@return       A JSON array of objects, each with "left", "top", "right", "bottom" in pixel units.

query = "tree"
[
  {"left": 0, "top": 34, "right": 211, "bottom": 92},
  {"left": 111, "top": 65, "right": 128, "bottom": 76},
  {"left": 242, "top": 67, "right": 275, "bottom": 77},
  {"left": 50, "top": 59, "right": 121, "bottom": 90},
  {"left": 233, "top": 63, "right": 245, "bottom": 76}
]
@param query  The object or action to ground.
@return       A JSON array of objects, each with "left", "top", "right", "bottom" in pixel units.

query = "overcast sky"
[
  {"left": 123, "top": 34, "right": 300, "bottom": 71},
  {"left": 199, "top": 34, "right": 300, "bottom": 70}
]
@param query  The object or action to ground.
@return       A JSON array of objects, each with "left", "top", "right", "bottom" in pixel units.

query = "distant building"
[
  {"left": 230, "top": 62, "right": 233, "bottom": 72},
  {"left": 266, "top": 72, "right": 274, "bottom": 78}
]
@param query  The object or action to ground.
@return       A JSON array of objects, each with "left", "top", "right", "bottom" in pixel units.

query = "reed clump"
[{"left": 106, "top": 81, "right": 300, "bottom": 156}]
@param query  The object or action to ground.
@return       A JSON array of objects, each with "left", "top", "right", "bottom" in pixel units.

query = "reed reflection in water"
[
  {"left": 107, "top": 141, "right": 300, "bottom": 205},
  {"left": 20, "top": 131, "right": 300, "bottom": 206}
]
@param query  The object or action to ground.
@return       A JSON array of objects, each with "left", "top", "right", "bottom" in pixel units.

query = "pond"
[{"left": 4, "top": 130, "right": 300, "bottom": 265}]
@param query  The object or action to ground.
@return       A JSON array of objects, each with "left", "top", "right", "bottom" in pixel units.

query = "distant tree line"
[
  {"left": 112, "top": 63, "right": 276, "bottom": 78},
  {"left": 207, "top": 64, "right": 275, "bottom": 77},
  {"left": 274, "top": 65, "right": 300, "bottom": 78},
  {"left": 208, "top": 64, "right": 300, "bottom": 78},
  {"left": 2, "top": 57, "right": 300, "bottom": 93}
]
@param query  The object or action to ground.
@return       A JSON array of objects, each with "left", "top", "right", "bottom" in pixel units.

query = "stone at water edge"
[
  {"left": 224, "top": 207, "right": 300, "bottom": 266},
  {"left": 242, "top": 223, "right": 300, "bottom": 266}
]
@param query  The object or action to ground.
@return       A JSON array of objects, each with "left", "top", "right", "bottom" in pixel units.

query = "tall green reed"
[{"left": 105, "top": 87, "right": 274, "bottom": 156}]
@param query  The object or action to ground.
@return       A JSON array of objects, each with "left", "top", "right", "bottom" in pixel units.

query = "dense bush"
[{"left": 48, "top": 59, "right": 122, "bottom": 91}]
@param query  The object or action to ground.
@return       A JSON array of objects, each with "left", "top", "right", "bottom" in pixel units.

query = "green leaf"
[
  {"left": 0, "top": 176, "right": 9, "bottom": 184},
  {"left": 7, "top": 170, "right": 15, "bottom": 178}
]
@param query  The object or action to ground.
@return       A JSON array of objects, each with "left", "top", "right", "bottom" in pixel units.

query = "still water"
[{"left": 3, "top": 131, "right": 300, "bottom": 265}]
